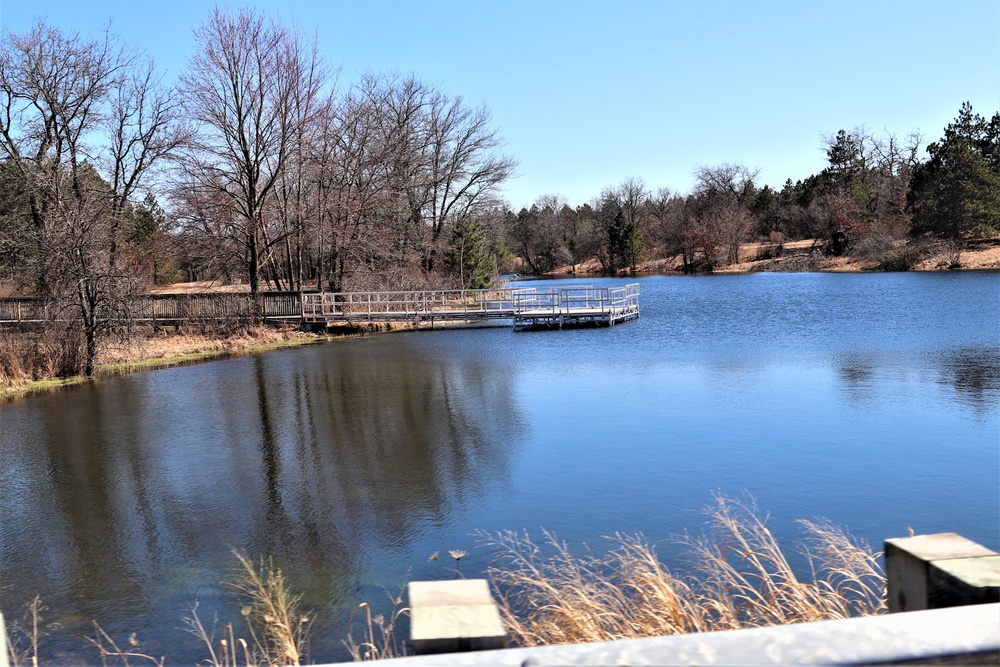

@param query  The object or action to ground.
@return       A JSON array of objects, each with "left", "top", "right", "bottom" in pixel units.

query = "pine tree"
[
  {"left": 909, "top": 103, "right": 1000, "bottom": 238},
  {"left": 447, "top": 218, "right": 495, "bottom": 289}
]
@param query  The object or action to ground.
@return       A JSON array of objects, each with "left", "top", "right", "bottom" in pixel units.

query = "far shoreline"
[
  {"left": 2, "top": 248, "right": 998, "bottom": 405},
  {"left": 532, "top": 238, "right": 1000, "bottom": 278}
]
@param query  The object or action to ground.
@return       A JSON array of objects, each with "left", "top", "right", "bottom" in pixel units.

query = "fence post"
[{"left": 885, "top": 533, "right": 1000, "bottom": 612}]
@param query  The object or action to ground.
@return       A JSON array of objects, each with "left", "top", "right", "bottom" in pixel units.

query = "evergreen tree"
[
  {"left": 607, "top": 208, "right": 646, "bottom": 272},
  {"left": 447, "top": 218, "right": 495, "bottom": 289},
  {"left": 909, "top": 103, "right": 1000, "bottom": 237}
]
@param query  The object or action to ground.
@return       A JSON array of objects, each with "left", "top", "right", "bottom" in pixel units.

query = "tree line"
[
  {"left": 507, "top": 106, "right": 999, "bottom": 277},
  {"left": 1, "top": 9, "right": 998, "bottom": 378}
]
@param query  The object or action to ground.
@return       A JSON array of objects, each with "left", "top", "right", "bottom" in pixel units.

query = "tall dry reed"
[
  {"left": 477, "top": 494, "right": 885, "bottom": 647},
  {"left": 226, "top": 551, "right": 310, "bottom": 666},
  {"left": 3, "top": 595, "right": 45, "bottom": 667},
  {"left": 341, "top": 583, "right": 409, "bottom": 662},
  {"left": 85, "top": 623, "right": 164, "bottom": 667},
  {"left": 0, "top": 327, "right": 84, "bottom": 386}
]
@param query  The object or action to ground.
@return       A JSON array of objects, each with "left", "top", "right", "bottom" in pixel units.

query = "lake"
[{"left": 1, "top": 271, "right": 998, "bottom": 663}]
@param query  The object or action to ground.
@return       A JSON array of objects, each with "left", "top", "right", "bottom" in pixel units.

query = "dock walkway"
[
  {"left": 301, "top": 284, "right": 639, "bottom": 330},
  {"left": 0, "top": 284, "right": 641, "bottom": 331}
]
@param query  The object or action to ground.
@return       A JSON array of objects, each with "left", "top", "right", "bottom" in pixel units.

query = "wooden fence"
[{"left": 0, "top": 292, "right": 303, "bottom": 325}]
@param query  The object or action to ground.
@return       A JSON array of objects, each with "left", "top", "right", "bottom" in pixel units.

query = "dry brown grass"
[
  {"left": 229, "top": 551, "right": 310, "bottom": 666},
  {"left": 1, "top": 325, "right": 319, "bottom": 403},
  {"left": 0, "top": 327, "right": 84, "bottom": 387},
  {"left": 478, "top": 494, "right": 885, "bottom": 647},
  {"left": 183, "top": 551, "right": 311, "bottom": 667},
  {"left": 100, "top": 326, "right": 312, "bottom": 365},
  {"left": 341, "top": 586, "right": 409, "bottom": 662},
  {"left": 184, "top": 604, "right": 257, "bottom": 667}
]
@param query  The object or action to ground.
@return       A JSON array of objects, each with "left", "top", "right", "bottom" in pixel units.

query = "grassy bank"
[
  {"left": 0, "top": 319, "right": 479, "bottom": 405},
  {"left": 0, "top": 326, "right": 324, "bottom": 404}
]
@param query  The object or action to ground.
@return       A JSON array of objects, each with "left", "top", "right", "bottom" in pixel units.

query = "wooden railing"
[
  {"left": 0, "top": 297, "right": 50, "bottom": 323},
  {"left": 0, "top": 292, "right": 303, "bottom": 324},
  {"left": 131, "top": 292, "right": 302, "bottom": 321}
]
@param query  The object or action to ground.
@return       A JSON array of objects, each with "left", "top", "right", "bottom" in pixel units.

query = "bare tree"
[
  {"left": 693, "top": 163, "right": 761, "bottom": 207},
  {"left": 105, "top": 57, "right": 185, "bottom": 272},
  {"left": 0, "top": 20, "right": 178, "bottom": 375},
  {"left": 267, "top": 37, "right": 333, "bottom": 291},
  {"left": 312, "top": 80, "right": 411, "bottom": 291},
  {"left": 423, "top": 91, "right": 516, "bottom": 246},
  {"left": 178, "top": 7, "right": 328, "bottom": 295},
  {"left": 693, "top": 163, "right": 761, "bottom": 265},
  {"left": 647, "top": 187, "right": 690, "bottom": 267},
  {"left": 299, "top": 72, "right": 515, "bottom": 289},
  {"left": 356, "top": 73, "right": 516, "bottom": 273}
]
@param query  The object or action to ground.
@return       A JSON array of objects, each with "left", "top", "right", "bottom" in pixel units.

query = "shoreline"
[
  {"left": 3, "top": 252, "right": 998, "bottom": 404},
  {"left": 0, "top": 319, "right": 495, "bottom": 405},
  {"left": 0, "top": 331, "right": 326, "bottom": 405},
  {"left": 536, "top": 237, "right": 1000, "bottom": 277}
]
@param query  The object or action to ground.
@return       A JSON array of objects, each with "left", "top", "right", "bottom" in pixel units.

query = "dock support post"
[{"left": 885, "top": 533, "right": 1000, "bottom": 612}]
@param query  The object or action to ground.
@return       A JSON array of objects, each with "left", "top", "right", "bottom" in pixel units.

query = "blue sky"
[{"left": 1, "top": 0, "right": 997, "bottom": 209}]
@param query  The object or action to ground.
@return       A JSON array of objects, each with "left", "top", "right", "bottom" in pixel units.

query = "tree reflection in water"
[{"left": 0, "top": 337, "right": 524, "bottom": 663}]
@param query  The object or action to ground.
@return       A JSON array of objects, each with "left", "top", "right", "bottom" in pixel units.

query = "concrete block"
[
  {"left": 408, "top": 580, "right": 507, "bottom": 655},
  {"left": 929, "top": 555, "right": 1000, "bottom": 608},
  {"left": 885, "top": 532, "right": 998, "bottom": 612}
]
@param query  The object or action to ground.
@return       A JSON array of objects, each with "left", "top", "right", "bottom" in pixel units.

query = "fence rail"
[
  {"left": 301, "top": 289, "right": 519, "bottom": 322},
  {"left": 0, "top": 292, "right": 303, "bottom": 324}
]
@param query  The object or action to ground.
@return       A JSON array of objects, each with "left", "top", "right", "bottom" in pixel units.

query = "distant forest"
[{"left": 1, "top": 9, "right": 998, "bottom": 301}]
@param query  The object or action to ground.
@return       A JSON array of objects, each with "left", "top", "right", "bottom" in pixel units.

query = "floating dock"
[{"left": 300, "top": 284, "right": 640, "bottom": 330}]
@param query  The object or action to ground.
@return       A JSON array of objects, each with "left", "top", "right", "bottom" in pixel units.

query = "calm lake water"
[{"left": 1, "top": 272, "right": 998, "bottom": 663}]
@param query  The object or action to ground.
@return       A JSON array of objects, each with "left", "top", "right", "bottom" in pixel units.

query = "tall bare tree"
[
  {"left": 0, "top": 20, "right": 179, "bottom": 375},
  {"left": 178, "top": 7, "right": 328, "bottom": 295},
  {"left": 693, "top": 163, "right": 761, "bottom": 265}
]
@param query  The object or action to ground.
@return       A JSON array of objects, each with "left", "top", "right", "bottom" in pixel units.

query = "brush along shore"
[
  {"left": 541, "top": 237, "right": 1000, "bottom": 276},
  {"left": 0, "top": 321, "right": 434, "bottom": 404}
]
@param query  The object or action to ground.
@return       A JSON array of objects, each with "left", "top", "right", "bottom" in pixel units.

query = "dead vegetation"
[
  {"left": 341, "top": 586, "right": 410, "bottom": 662},
  {"left": 478, "top": 494, "right": 885, "bottom": 647},
  {"left": 181, "top": 552, "right": 312, "bottom": 667},
  {"left": 0, "top": 324, "right": 318, "bottom": 402},
  {"left": 0, "top": 326, "right": 85, "bottom": 386},
  {"left": 2, "top": 496, "right": 887, "bottom": 663}
]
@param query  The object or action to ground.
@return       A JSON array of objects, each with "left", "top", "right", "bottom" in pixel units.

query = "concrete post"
[
  {"left": 885, "top": 532, "right": 1000, "bottom": 612},
  {"left": 408, "top": 579, "right": 507, "bottom": 655}
]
